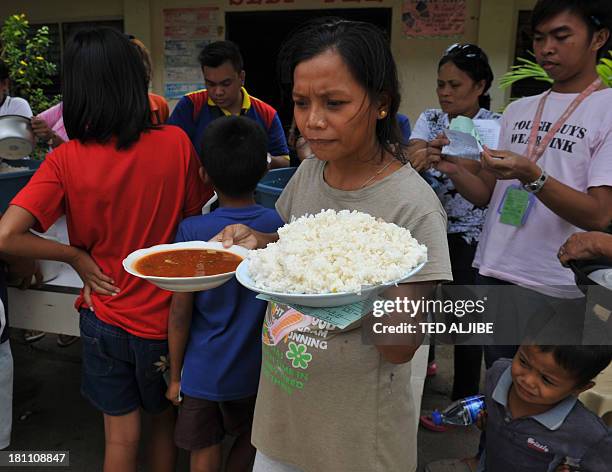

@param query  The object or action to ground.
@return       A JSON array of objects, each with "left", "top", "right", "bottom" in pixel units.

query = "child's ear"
[
  {"left": 573, "top": 380, "right": 595, "bottom": 396},
  {"left": 199, "top": 166, "right": 210, "bottom": 184}
]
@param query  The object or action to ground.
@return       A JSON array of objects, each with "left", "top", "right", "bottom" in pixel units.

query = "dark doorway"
[{"left": 226, "top": 9, "right": 392, "bottom": 129}]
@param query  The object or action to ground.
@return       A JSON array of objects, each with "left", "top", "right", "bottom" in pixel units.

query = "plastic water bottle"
[{"left": 432, "top": 394, "right": 485, "bottom": 426}]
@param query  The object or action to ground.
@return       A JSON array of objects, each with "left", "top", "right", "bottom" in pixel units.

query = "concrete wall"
[
  {"left": 0, "top": 0, "right": 123, "bottom": 24},
  {"left": 1, "top": 0, "right": 537, "bottom": 123}
]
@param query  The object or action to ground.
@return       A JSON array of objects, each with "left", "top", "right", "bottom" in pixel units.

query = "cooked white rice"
[{"left": 247, "top": 209, "right": 427, "bottom": 294}]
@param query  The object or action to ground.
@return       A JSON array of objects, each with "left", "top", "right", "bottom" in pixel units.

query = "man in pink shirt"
[{"left": 422, "top": 0, "right": 612, "bottom": 364}]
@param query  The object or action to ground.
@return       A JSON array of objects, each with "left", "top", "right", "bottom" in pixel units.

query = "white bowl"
[
  {"left": 235, "top": 259, "right": 427, "bottom": 308},
  {"left": 123, "top": 241, "right": 249, "bottom": 292}
]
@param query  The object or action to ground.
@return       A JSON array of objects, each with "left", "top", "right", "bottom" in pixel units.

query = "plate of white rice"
[{"left": 235, "top": 209, "right": 427, "bottom": 307}]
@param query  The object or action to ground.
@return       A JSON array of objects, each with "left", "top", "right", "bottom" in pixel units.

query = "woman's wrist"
[
  {"left": 256, "top": 231, "right": 279, "bottom": 249},
  {"left": 50, "top": 133, "right": 64, "bottom": 148},
  {"left": 64, "top": 245, "right": 84, "bottom": 266}
]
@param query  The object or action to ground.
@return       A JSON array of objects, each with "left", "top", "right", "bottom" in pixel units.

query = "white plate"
[
  {"left": 123, "top": 241, "right": 249, "bottom": 292},
  {"left": 235, "top": 259, "right": 426, "bottom": 307}
]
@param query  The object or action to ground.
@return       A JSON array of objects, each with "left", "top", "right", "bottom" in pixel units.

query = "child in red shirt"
[{"left": 0, "top": 28, "right": 211, "bottom": 471}]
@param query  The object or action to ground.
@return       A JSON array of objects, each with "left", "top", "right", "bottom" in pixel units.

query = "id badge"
[{"left": 497, "top": 184, "right": 535, "bottom": 227}]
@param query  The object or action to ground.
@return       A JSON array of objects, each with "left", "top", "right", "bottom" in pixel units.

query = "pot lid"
[
  {"left": 588, "top": 268, "right": 612, "bottom": 290},
  {"left": 0, "top": 136, "right": 34, "bottom": 159}
]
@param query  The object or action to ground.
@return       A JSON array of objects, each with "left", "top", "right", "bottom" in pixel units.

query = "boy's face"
[
  {"left": 511, "top": 345, "right": 591, "bottom": 407},
  {"left": 533, "top": 10, "right": 607, "bottom": 83}
]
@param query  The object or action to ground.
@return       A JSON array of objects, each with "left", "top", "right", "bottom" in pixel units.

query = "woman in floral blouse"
[{"left": 408, "top": 44, "right": 500, "bottom": 426}]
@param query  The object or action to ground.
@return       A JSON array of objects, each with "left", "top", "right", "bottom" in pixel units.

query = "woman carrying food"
[
  {"left": 0, "top": 28, "right": 211, "bottom": 472},
  {"left": 408, "top": 44, "right": 499, "bottom": 418},
  {"left": 215, "top": 19, "right": 452, "bottom": 472}
]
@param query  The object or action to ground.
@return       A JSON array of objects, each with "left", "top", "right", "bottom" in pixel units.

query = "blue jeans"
[{"left": 79, "top": 309, "right": 170, "bottom": 416}]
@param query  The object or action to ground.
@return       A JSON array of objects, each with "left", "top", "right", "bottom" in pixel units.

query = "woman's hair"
[
  {"left": 277, "top": 18, "right": 404, "bottom": 162},
  {"left": 531, "top": 0, "right": 612, "bottom": 59},
  {"left": 62, "top": 27, "right": 152, "bottom": 150},
  {"left": 130, "top": 37, "right": 153, "bottom": 84},
  {"left": 0, "top": 60, "right": 9, "bottom": 81},
  {"left": 438, "top": 44, "right": 494, "bottom": 110}
]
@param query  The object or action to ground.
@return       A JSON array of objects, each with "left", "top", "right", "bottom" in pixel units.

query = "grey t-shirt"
[{"left": 251, "top": 158, "right": 452, "bottom": 472}]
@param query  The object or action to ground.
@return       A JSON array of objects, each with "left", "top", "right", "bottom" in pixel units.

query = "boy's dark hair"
[
  {"left": 0, "top": 60, "right": 9, "bottom": 81},
  {"left": 439, "top": 44, "right": 495, "bottom": 110},
  {"left": 200, "top": 116, "right": 268, "bottom": 198},
  {"left": 535, "top": 345, "right": 612, "bottom": 387},
  {"left": 62, "top": 27, "right": 152, "bottom": 150},
  {"left": 531, "top": 0, "right": 612, "bottom": 59},
  {"left": 198, "top": 41, "right": 244, "bottom": 72},
  {"left": 277, "top": 18, "right": 405, "bottom": 163}
]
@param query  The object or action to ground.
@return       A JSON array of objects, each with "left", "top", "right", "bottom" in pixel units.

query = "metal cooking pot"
[
  {"left": 0, "top": 114, "right": 35, "bottom": 159},
  {"left": 570, "top": 258, "right": 612, "bottom": 292}
]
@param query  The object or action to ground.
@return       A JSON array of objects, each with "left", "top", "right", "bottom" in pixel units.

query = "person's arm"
[
  {"left": 167, "top": 97, "right": 197, "bottom": 141},
  {"left": 267, "top": 114, "right": 290, "bottom": 169},
  {"left": 31, "top": 116, "right": 65, "bottom": 148},
  {"left": 406, "top": 111, "right": 434, "bottom": 172},
  {"left": 0, "top": 211, "right": 42, "bottom": 289},
  {"left": 166, "top": 292, "right": 194, "bottom": 405},
  {"left": 4, "top": 256, "right": 42, "bottom": 289},
  {"left": 371, "top": 281, "right": 438, "bottom": 364},
  {"left": 558, "top": 231, "right": 612, "bottom": 265},
  {"left": 481, "top": 147, "right": 612, "bottom": 231},
  {"left": 0, "top": 205, "right": 119, "bottom": 304},
  {"left": 406, "top": 139, "right": 429, "bottom": 172},
  {"left": 212, "top": 224, "right": 279, "bottom": 250},
  {"left": 423, "top": 135, "right": 497, "bottom": 206}
]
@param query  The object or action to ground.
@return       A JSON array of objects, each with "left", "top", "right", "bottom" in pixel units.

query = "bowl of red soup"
[{"left": 123, "top": 241, "right": 249, "bottom": 292}]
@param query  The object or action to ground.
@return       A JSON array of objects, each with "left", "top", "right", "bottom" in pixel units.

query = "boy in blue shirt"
[{"left": 166, "top": 116, "right": 284, "bottom": 472}]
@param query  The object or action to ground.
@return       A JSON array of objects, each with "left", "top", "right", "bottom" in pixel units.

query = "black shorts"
[{"left": 174, "top": 394, "right": 256, "bottom": 451}]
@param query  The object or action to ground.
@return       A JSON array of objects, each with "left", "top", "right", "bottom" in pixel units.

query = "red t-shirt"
[{"left": 11, "top": 126, "right": 212, "bottom": 339}]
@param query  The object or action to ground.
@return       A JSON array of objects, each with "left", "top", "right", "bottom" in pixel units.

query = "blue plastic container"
[
  {"left": 255, "top": 167, "right": 298, "bottom": 209},
  {"left": 0, "top": 159, "right": 42, "bottom": 212}
]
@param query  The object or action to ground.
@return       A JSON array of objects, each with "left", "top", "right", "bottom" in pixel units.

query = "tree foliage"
[{"left": 1, "top": 13, "right": 60, "bottom": 114}]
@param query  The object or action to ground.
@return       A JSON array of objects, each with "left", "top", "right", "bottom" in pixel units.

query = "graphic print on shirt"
[
  {"left": 510, "top": 120, "right": 587, "bottom": 155},
  {"left": 526, "top": 437, "right": 550, "bottom": 454},
  {"left": 261, "top": 302, "right": 337, "bottom": 395}
]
